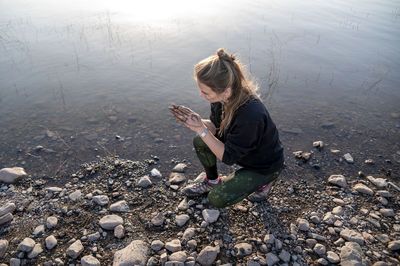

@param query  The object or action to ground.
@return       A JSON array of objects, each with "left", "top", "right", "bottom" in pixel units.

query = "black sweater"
[{"left": 210, "top": 96, "right": 284, "bottom": 175}]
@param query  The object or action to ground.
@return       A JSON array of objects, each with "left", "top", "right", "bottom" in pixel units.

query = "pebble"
[
  {"left": 313, "top": 243, "right": 326, "bottom": 256},
  {"left": 279, "top": 249, "right": 291, "bottom": 262},
  {"left": 27, "top": 243, "right": 43, "bottom": 259},
  {"left": 0, "top": 213, "right": 13, "bottom": 225},
  {"left": 114, "top": 224, "right": 125, "bottom": 239},
  {"left": 151, "top": 240, "right": 164, "bottom": 251},
  {"left": 366, "top": 176, "right": 388, "bottom": 188},
  {"left": 169, "top": 251, "right": 187, "bottom": 262},
  {"left": 46, "top": 216, "right": 58, "bottom": 229},
  {"left": 99, "top": 215, "right": 123, "bottom": 230},
  {"left": 332, "top": 198, "right": 345, "bottom": 206},
  {"left": 87, "top": 232, "right": 100, "bottom": 242},
  {"left": 113, "top": 240, "right": 148, "bottom": 266},
  {"left": 138, "top": 175, "right": 152, "bottom": 188},
  {"left": 388, "top": 240, "right": 400, "bottom": 251},
  {"left": 93, "top": 195, "right": 109, "bottom": 206},
  {"left": 0, "top": 167, "right": 27, "bottom": 183},
  {"left": 151, "top": 212, "right": 164, "bottom": 226},
  {"left": 332, "top": 206, "right": 344, "bottom": 216},
  {"left": 197, "top": 246, "right": 218, "bottom": 265},
  {"left": 150, "top": 168, "right": 162, "bottom": 178},
  {"left": 17, "top": 237, "right": 35, "bottom": 252},
  {"left": 326, "top": 251, "right": 340, "bottom": 263},
  {"left": 340, "top": 241, "right": 364, "bottom": 265},
  {"left": 297, "top": 218, "right": 309, "bottom": 231},
  {"left": 340, "top": 229, "right": 365, "bottom": 245},
  {"left": 328, "top": 175, "right": 347, "bottom": 188},
  {"left": 183, "top": 228, "right": 195, "bottom": 240},
  {"left": 343, "top": 153, "right": 354, "bottom": 163},
  {"left": 353, "top": 183, "right": 374, "bottom": 196},
  {"left": 0, "top": 240, "right": 8, "bottom": 257},
  {"left": 69, "top": 190, "right": 82, "bottom": 201},
  {"left": 165, "top": 239, "right": 181, "bottom": 252},
  {"left": 322, "top": 212, "right": 336, "bottom": 225},
  {"left": 66, "top": 240, "right": 84, "bottom": 259},
  {"left": 81, "top": 255, "right": 101, "bottom": 266},
  {"left": 265, "top": 252, "right": 280, "bottom": 266},
  {"left": 0, "top": 202, "right": 16, "bottom": 216},
  {"left": 169, "top": 172, "right": 186, "bottom": 184},
  {"left": 379, "top": 208, "right": 394, "bottom": 217},
  {"left": 178, "top": 198, "right": 189, "bottom": 211},
  {"left": 110, "top": 200, "right": 130, "bottom": 212},
  {"left": 176, "top": 214, "right": 190, "bottom": 227},
  {"left": 234, "top": 243, "right": 252, "bottom": 257},
  {"left": 172, "top": 163, "right": 187, "bottom": 173},
  {"left": 202, "top": 209, "right": 220, "bottom": 223},
  {"left": 45, "top": 235, "right": 57, "bottom": 249}
]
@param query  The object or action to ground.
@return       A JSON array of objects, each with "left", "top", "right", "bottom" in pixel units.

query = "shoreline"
[{"left": 0, "top": 143, "right": 399, "bottom": 265}]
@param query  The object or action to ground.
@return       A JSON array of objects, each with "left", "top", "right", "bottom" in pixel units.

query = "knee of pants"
[
  {"left": 207, "top": 190, "right": 228, "bottom": 208},
  {"left": 193, "top": 135, "right": 207, "bottom": 149}
]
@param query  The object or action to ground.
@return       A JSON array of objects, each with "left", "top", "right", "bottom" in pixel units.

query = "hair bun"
[{"left": 217, "top": 48, "right": 235, "bottom": 62}]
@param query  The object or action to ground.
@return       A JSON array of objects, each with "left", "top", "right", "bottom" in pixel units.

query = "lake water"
[{"left": 0, "top": 0, "right": 399, "bottom": 178}]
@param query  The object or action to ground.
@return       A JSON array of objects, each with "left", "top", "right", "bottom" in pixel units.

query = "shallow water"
[{"left": 0, "top": 0, "right": 399, "bottom": 178}]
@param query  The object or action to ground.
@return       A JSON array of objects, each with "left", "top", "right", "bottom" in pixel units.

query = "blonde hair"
[{"left": 194, "top": 48, "right": 259, "bottom": 136}]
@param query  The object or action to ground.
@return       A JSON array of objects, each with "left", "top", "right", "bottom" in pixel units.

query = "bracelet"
[{"left": 200, "top": 128, "right": 209, "bottom": 138}]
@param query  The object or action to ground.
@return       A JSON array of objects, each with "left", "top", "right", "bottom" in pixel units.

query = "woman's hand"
[{"left": 169, "top": 104, "right": 206, "bottom": 134}]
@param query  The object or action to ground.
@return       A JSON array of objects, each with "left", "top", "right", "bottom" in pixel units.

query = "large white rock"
[
  {"left": 66, "top": 240, "right": 84, "bottom": 259},
  {"left": 328, "top": 175, "right": 347, "bottom": 188},
  {"left": 45, "top": 235, "right": 57, "bottom": 249},
  {"left": 0, "top": 202, "right": 16, "bottom": 216},
  {"left": 165, "top": 239, "right": 181, "bottom": 252},
  {"left": 110, "top": 201, "right": 130, "bottom": 212},
  {"left": 27, "top": 243, "right": 43, "bottom": 259},
  {"left": 202, "top": 209, "right": 220, "bottom": 223},
  {"left": 99, "top": 215, "right": 123, "bottom": 230},
  {"left": 113, "top": 240, "right": 148, "bottom": 266},
  {"left": 17, "top": 237, "right": 35, "bottom": 252},
  {"left": 340, "top": 229, "right": 365, "bottom": 245},
  {"left": 340, "top": 242, "right": 364, "bottom": 265},
  {"left": 46, "top": 216, "right": 58, "bottom": 229},
  {"left": 353, "top": 184, "right": 374, "bottom": 196},
  {"left": 81, "top": 255, "right": 101, "bottom": 266},
  {"left": 0, "top": 167, "right": 27, "bottom": 183},
  {"left": 197, "top": 246, "right": 218, "bottom": 265},
  {"left": 176, "top": 214, "right": 190, "bottom": 227}
]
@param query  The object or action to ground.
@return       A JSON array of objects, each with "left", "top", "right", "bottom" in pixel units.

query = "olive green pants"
[{"left": 193, "top": 135, "right": 281, "bottom": 208}]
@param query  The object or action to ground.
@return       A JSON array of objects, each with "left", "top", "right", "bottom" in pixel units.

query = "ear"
[{"left": 224, "top": 87, "right": 232, "bottom": 98}]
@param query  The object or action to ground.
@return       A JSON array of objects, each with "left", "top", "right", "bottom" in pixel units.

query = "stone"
[
  {"left": 340, "top": 241, "right": 364, "bottom": 265},
  {"left": 137, "top": 175, "right": 152, "bottom": 188},
  {"left": 234, "top": 243, "right": 252, "bottom": 257},
  {"left": 197, "top": 246, "right": 218, "bottom": 265},
  {"left": 88, "top": 232, "right": 100, "bottom": 241},
  {"left": 93, "top": 195, "right": 109, "bottom": 206},
  {"left": 113, "top": 240, "right": 149, "bottom": 266},
  {"left": 9, "top": 258, "right": 21, "bottom": 266},
  {"left": 332, "top": 206, "right": 344, "bottom": 216},
  {"left": 314, "top": 243, "right": 326, "bottom": 256},
  {"left": 340, "top": 229, "right": 364, "bottom": 245},
  {"left": 183, "top": 228, "right": 195, "bottom": 240},
  {"left": 17, "top": 237, "right": 35, "bottom": 252},
  {"left": 327, "top": 251, "right": 340, "bottom": 263},
  {"left": 297, "top": 218, "right": 309, "bottom": 231},
  {"left": 376, "top": 190, "right": 393, "bottom": 198},
  {"left": 151, "top": 240, "right": 164, "bottom": 251},
  {"left": 362, "top": 232, "right": 375, "bottom": 243},
  {"left": 110, "top": 200, "right": 130, "bottom": 212},
  {"left": 114, "top": 224, "right": 125, "bottom": 239},
  {"left": 187, "top": 240, "right": 197, "bottom": 250},
  {"left": 328, "top": 175, "right": 347, "bottom": 188},
  {"left": 332, "top": 198, "right": 345, "bottom": 206},
  {"left": 169, "top": 251, "right": 187, "bottom": 262},
  {"left": 99, "top": 215, "right": 123, "bottom": 230},
  {"left": 45, "top": 235, "right": 57, "bottom": 249},
  {"left": 45, "top": 186, "right": 62, "bottom": 193},
  {"left": 343, "top": 153, "right": 354, "bottom": 163},
  {"left": 178, "top": 198, "right": 189, "bottom": 211},
  {"left": 202, "top": 209, "right": 220, "bottom": 223},
  {"left": 0, "top": 167, "right": 27, "bottom": 183},
  {"left": 150, "top": 168, "right": 162, "bottom": 178},
  {"left": 315, "top": 258, "right": 328, "bottom": 265},
  {"left": 165, "top": 239, "right": 181, "bottom": 252},
  {"left": 33, "top": 225, "right": 45, "bottom": 236},
  {"left": 313, "top": 141, "right": 324, "bottom": 149},
  {"left": 66, "top": 240, "right": 84, "bottom": 259},
  {"left": 46, "top": 216, "right": 58, "bottom": 229},
  {"left": 176, "top": 214, "right": 190, "bottom": 227},
  {"left": 366, "top": 176, "right": 387, "bottom": 188},
  {"left": 0, "top": 239, "right": 9, "bottom": 257},
  {"left": 353, "top": 184, "right": 373, "bottom": 196},
  {"left": 264, "top": 234, "right": 275, "bottom": 244},
  {"left": 0, "top": 213, "right": 13, "bottom": 225},
  {"left": 69, "top": 190, "right": 82, "bottom": 201},
  {"left": 81, "top": 255, "right": 101, "bottom": 266},
  {"left": 322, "top": 212, "right": 336, "bottom": 225},
  {"left": 151, "top": 212, "right": 164, "bottom": 226},
  {"left": 169, "top": 172, "right": 186, "bottom": 184},
  {"left": 172, "top": 163, "right": 187, "bottom": 173},
  {"left": 28, "top": 243, "right": 43, "bottom": 259},
  {"left": 0, "top": 202, "right": 16, "bottom": 216},
  {"left": 388, "top": 240, "right": 400, "bottom": 251},
  {"left": 379, "top": 208, "right": 395, "bottom": 217},
  {"left": 279, "top": 249, "right": 291, "bottom": 262},
  {"left": 265, "top": 252, "right": 280, "bottom": 266}
]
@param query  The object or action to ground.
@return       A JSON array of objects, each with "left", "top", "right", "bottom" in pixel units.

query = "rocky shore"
[{"left": 0, "top": 145, "right": 399, "bottom": 265}]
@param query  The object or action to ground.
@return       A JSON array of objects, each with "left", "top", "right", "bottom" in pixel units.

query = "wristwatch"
[{"left": 200, "top": 128, "right": 209, "bottom": 138}]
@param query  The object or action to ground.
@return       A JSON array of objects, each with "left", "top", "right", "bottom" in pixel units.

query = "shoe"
[
  {"left": 248, "top": 180, "right": 276, "bottom": 202},
  {"left": 183, "top": 177, "right": 221, "bottom": 197}
]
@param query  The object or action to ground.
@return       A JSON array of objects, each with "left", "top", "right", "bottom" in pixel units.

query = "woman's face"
[{"left": 197, "top": 81, "right": 228, "bottom": 103}]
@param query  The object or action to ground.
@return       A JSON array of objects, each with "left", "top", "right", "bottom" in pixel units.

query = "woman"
[{"left": 169, "top": 48, "right": 284, "bottom": 208}]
